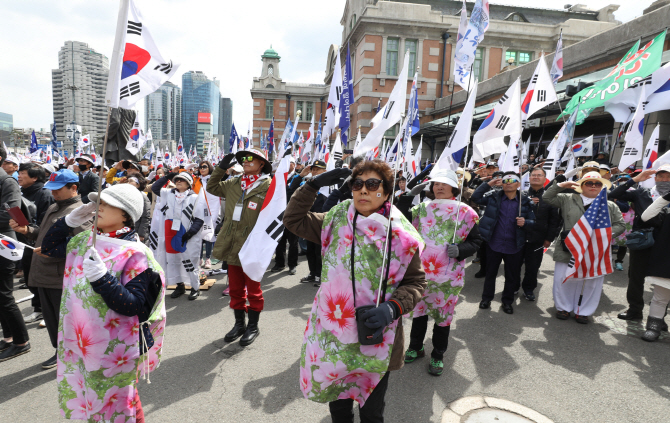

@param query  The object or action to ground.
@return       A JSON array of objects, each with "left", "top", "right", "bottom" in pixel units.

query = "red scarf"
[
  {"left": 240, "top": 174, "right": 260, "bottom": 191},
  {"left": 97, "top": 227, "right": 132, "bottom": 239}
]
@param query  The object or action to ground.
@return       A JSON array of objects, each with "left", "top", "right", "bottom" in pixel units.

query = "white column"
[{"left": 380, "top": 35, "right": 388, "bottom": 76}]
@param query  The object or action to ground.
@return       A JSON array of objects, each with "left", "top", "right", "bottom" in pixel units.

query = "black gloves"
[
  {"left": 406, "top": 164, "right": 433, "bottom": 190},
  {"left": 408, "top": 181, "right": 429, "bottom": 196},
  {"left": 166, "top": 172, "right": 178, "bottom": 181},
  {"left": 218, "top": 153, "right": 237, "bottom": 170},
  {"left": 181, "top": 233, "right": 192, "bottom": 246},
  {"left": 360, "top": 302, "right": 398, "bottom": 339},
  {"left": 308, "top": 168, "right": 352, "bottom": 190},
  {"left": 339, "top": 175, "right": 352, "bottom": 195},
  {"left": 447, "top": 244, "right": 459, "bottom": 258}
]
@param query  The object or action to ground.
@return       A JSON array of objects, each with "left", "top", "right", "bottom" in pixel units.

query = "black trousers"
[
  {"left": 615, "top": 245, "right": 628, "bottom": 263},
  {"left": 38, "top": 287, "right": 63, "bottom": 349},
  {"left": 626, "top": 248, "right": 652, "bottom": 314},
  {"left": 521, "top": 241, "right": 544, "bottom": 294},
  {"left": 0, "top": 256, "right": 29, "bottom": 344},
  {"left": 329, "top": 371, "right": 390, "bottom": 423},
  {"left": 409, "top": 315, "right": 451, "bottom": 360},
  {"left": 22, "top": 250, "right": 41, "bottom": 312},
  {"left": 274, "top": 230, "right": 299, "bottom": 268},
  {"left": 478, "top": 241, "right": 488, "bottom": 270},
  {"left": 306, "top": 241, "right": 322, "bottom": 278},
  {"left": 481, "top": 245, "right": 524, "bottom": 305}
]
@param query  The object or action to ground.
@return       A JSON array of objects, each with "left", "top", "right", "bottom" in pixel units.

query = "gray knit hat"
[
  {"left": 173, "top": 172, "right": 193, "bottom": 187},
  {"left": 88, "top": 184, "right": 144, "bottom": 223}
]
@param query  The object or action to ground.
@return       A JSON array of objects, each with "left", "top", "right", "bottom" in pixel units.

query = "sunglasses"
[
  {"left": 199, "top": 165, "right": 208, "bottom": 169},
  {"left": 241, "top": 156, "right": 255, "bottom": 163},
  {"left": 502, "top": 178, "right": 519, "bottom": 184},
  {"left": 582, "top": 181, "right": 603, "bottom": 188},
  {"left": 352, "top": 178, "right": 382, "bottom": 191}
]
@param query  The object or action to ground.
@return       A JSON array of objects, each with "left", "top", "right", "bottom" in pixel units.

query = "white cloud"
[{"left": 0, "top": 0, "right": 656, "bottom": 133}]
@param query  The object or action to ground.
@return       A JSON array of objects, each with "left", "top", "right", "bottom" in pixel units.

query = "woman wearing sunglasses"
[
  {"left": 543, "top": 171, "right": 625, "bottom": 323},
  {"left": 207, "top": 148, "right": 273, "bottom": 346},
  {"left": 193, "top": 161, "right": 220, "bottom": 270},
  {"left": 284, "top": 160, "right": 426, "bottom": 423},
  {"left": 403, "top": 169, "right": 482, "bottom": 376}
]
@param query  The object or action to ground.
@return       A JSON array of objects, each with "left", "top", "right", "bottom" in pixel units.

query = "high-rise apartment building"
[
  {"left": 52, "top": 41, "right": 109, "bottom": 153},
  {"left": 219, "top": 97, "right": 233, "bottom": 147},
  {"left": 145, "top": 81, "right": 181, "bottom": 143},
  {"left": 0, "top": 112, "right": 12, "bottom": 144},
  {"left": 181, "top": 71, "right": 220, "bottom": 154}
]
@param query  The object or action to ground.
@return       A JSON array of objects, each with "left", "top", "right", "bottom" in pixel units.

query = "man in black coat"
[
  {"left": 75, "top": 154, "right": 99, "bottom": 204},
  {"left": 472, "top": 171, "right": 536, "bottom": 314},
  {"left": 520, "top": 167, "right": 560, "bottom": 301},
  {"left": 609, "top": 166, "right": 670, "bottom": 320},
  {"left": 0, "top": 145, "right": 30, "bottom": 361}
]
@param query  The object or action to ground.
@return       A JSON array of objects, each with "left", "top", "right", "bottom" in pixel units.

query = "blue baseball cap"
[{"left": 44, "top": 169, "right": 79, "bottom": 190}]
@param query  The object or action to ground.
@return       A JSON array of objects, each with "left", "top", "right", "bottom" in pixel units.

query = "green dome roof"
[{"left": 262, "top": 45, "right": 280, "bottom": 60}]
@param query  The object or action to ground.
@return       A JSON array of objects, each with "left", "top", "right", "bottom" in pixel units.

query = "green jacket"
[
  {"left": 543, "top": 183, "right": 625, "bottom": 264},
  {"left": 206, "top": 167, "right": 271, "bottom": 266}
]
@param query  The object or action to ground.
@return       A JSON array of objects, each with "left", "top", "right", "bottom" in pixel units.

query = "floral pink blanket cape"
[
  {"left": 409, "top": 199, "right": 478, "bottom": 326},
  {"left": 299, "top": 200, "right": 423, "bottom": 406},
  {"left": 57, "top": 231, "right": 166, "bottom": 422}
]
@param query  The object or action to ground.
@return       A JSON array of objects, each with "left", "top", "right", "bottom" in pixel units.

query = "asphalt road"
[{"left": 1, "top": 248, "right": 669, "bottom": 423}]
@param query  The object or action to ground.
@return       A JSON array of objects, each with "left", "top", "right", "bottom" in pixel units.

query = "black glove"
[
  {"left": 181, "top": 233, "right": 193, "bottom": 246},
  {"left": 166, "top": 172, "right": 178, "bottom": 181},
  {"left": 447, "top": 244, "right": 459, "bottom": 258},
  {"left": 407, "top": 164, "right": 433, "bottom": 190},
  {"left": 360, "top": 302, "right": 397, "bottom": 339},
  {"left": 339, "top": 175, "right": 352, "bottom": 195},
  {"left": 308, "top": 168, "right": 352, "bottom": 189},
  {"left": 218, "top": 153, "right": 237, "bottom": 170},
  {"left": 408, "top": 181, "right": 429, "bottom": 196},
  {"left": 663, "top": 191, "right": 670, "bottom": 202}
]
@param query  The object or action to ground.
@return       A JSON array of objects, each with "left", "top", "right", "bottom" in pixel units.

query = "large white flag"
[
  {"left": 619, "top": 87, "right": 646, "bottom": 171},
  {"left": 355, "top": 51, "right": 410, "bottom": 157},
  {"left": 500, "top": 135, "right": 520, "bottom": 173},
  {"left": 434, "top": 83, "right": 478, "bottom": 172},
  {"left": 126, "top": 114, "right": 146, "bottom": 155},
  {"left": 0, "top": 234, "right": 25, "bottom": 261},
  {"left": 571, "top": 135, "right": 594, "bottom": 157},
  {"left": 543, "top": 110, "right": 577, "bottom": 183},
  {"left": 324, "top": 52, "right": 343, "bottom": 137},
  {"left": 239, "top": 157, "right": 290, "bottom": 282},
  {"left": 550, "top": 30, "right": 564, "bottom": 85},
  {"left": 472, "top": 78, "right": 522, "bottom": 162},
  {"left": 106, "top": 0, "right": 180, "bottom": 109},
  {"left": 521, "top": 54, "right": 558, "bottom": 124},
  {"left": 640, "top": 124, "right": 660, "bottom": 189},
  {"left": 453, "top": 0, "right": 490, "bottom": 90}
]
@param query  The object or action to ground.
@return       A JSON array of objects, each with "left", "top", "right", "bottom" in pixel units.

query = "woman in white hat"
[
  {"left": 149, "top": 171, "right": 206, "bottom": 301},
  {"left": 39, "top": 184, "right": 166, "bottom": 423},
  {"left": 403, "top": 169, "right": 482, "bottom": 376},
  {"left": 543, "top": 171, "right": 625, "bottom": 323}
]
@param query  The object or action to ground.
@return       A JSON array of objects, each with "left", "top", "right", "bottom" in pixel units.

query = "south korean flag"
[
  {"left": 126, "top": 114, "right": 146, "bottom": 155},
  {"left": 106, "top": 0, "right": 180, "bottom": 109},
  {"left": 239, "top": 156, "right": 291, "bottom": 282}
]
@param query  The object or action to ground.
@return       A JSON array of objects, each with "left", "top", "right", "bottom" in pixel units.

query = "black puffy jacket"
[
  {"left": 472, "top": 183, "right": 536, "bottom": 251},
  {"left": 524, "top": 185, "right": 561, "bottom": 245}
]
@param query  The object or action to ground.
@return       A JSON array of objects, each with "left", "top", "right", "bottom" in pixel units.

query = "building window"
[
  {"left": 265, "top": 84, "right": 274, "bottom": 89},
  {"left": 474, "top": 48, "right": 484, "bottom": 81},
  {"left": 505, "top": 50, "right": 533, "bottom": 66},
  {"left": 265, "top": 99, "right": 274, "bottom": 119},
  {"left": 350, "top": 14, "right": 357, "bottom": 30},
  {"left": 296, "top": 101, "right": 304, "bottom": 119},
  {"left": 386, "top": 38, "right": 399, "bottom": 76},
  {"left": 505, "top": 12, "right": 528, "bottom": 22},
  {"left": 306, "top": 102, "right": 314, "bottom": 122},
  {"left": 406, "top": 39, "right": 418, "bottom": 75},
  {"left": 384, "top": 124, "right": 397, "bottom": 138},
  {"left": 268, "top": 64, "right": 274, "bottom": 76}
]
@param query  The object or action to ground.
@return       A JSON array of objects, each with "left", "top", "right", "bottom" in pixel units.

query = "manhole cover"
[{"left": 464, "top": 409, "right": 534, "bottom": 423}]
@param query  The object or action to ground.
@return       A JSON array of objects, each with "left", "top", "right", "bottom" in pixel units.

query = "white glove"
[
  {"left": 564, "top": 166, "right": 582, "bottom": 180},
  {"left": 83, "top": 249, "right": 108, "bottom": 282},
  {"left": 65, "top": 202, "right": 97, "bottom": 228},
  {"left": 147, "top": 170, "right": 156, "bottom": 180}
]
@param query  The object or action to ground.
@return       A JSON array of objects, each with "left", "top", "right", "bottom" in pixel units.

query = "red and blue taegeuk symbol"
[
  {"left": 1, "top": 240, "right": 16, "bottom": 249},
  {"left": 121, "top": 43, "right": 151, "bottom": 80},
  {"left": 572, "top": 143, "right": 584, "bottom": 153},
  {"left": 521, "top": 91, "right": 533, "bottom": 114},
  {"left": 130, "top": 128, "right": 140, "bottom": 141},
  {"left": 177, "top": 144, "right": 183, "bottom": 153},
  {"left": 164, "top": 152, "right": 170, "bottom": 160},
  {"left": 479, "top": 109, "right": 496, "bottom": 130},
  {"left": 638, "top": 118, "right": 645, "bottom": 135}
]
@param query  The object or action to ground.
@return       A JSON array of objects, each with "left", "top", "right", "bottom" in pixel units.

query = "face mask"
[
  {"left": 79, "top": 164, "right": 88, "bottom": 171},
  {"left": 656, "top": 180, "right": 670, "bottom": 197}
]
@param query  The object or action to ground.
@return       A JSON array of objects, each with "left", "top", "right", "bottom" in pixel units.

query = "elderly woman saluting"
[{"left": 284, "top": 159, "right": 426, "bottom": 423}]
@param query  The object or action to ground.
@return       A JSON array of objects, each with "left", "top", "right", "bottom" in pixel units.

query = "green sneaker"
[
  {"left": 428, "top": 358, "right": 444, "bottom": 376},
  {"left": 404, "top": 346, "right": 425, "bottom": 363}
]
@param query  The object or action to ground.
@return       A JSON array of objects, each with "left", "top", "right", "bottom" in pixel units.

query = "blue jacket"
[{"left": 472, "top": 183, "right": 536, "bottom": 251}]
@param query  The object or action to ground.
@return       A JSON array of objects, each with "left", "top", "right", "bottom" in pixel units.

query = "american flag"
[{"left": 563, "top": 188, "right": 613, "bottom": 282}]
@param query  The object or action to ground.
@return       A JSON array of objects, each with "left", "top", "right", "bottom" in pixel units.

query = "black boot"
[
  {"left": 240, "top": 310, "right": 260, "bottom": 346},
  {"left": 170, "top": 283, "right": 186, "bottom": 299},
  {"left": 224, "top": 309, "right": 246, "bottom": 342},
  {"left": 641, "top": 317, "right": 665, "bottom": 342}
]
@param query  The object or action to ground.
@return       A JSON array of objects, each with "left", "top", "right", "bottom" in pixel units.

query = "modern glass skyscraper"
[
  {"left": 181, "top": 71, "right": 220, "bottom": 154},
  {"left": 0, "top": 112, "right": 12, "bottom": 144},
  {"left": 144, "top": 81, "right": 181, "bottom": 143},
  {"left": 219, "top": 97, "right": 233, "bottom": 147}
]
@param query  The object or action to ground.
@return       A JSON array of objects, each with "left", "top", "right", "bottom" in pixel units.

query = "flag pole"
[{"left": 91, "top": 106, "right": 112, "bottom": 246}]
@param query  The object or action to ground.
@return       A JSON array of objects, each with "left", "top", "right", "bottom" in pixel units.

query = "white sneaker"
[
  {"left": 200, "top": 259, "right": 204, "bottom": 267},
  {"left": 204, "top": 259, "right": 211, "bottom": 269},
  {"left": 39, "top": 320, "right": 46, "bottom": 328},
  {"left": 24, "top": 312, "right": 42, "bottom": 323}
]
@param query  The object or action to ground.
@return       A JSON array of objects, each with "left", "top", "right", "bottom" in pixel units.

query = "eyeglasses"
[
  {"left": 583, "top": 181, "right": 603, "bottom": 188},
  {"left": 351, "top": 178, "right": 382, "bottom": 191},
  {"left": 199, "top": 165, "right": 208, "bottom": 169},
  {"left": 241, "top": 156, "right": 255, "bottom": 163},
  {"left": 502, "top": 178, "right": 519, "bottom": 184}
]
